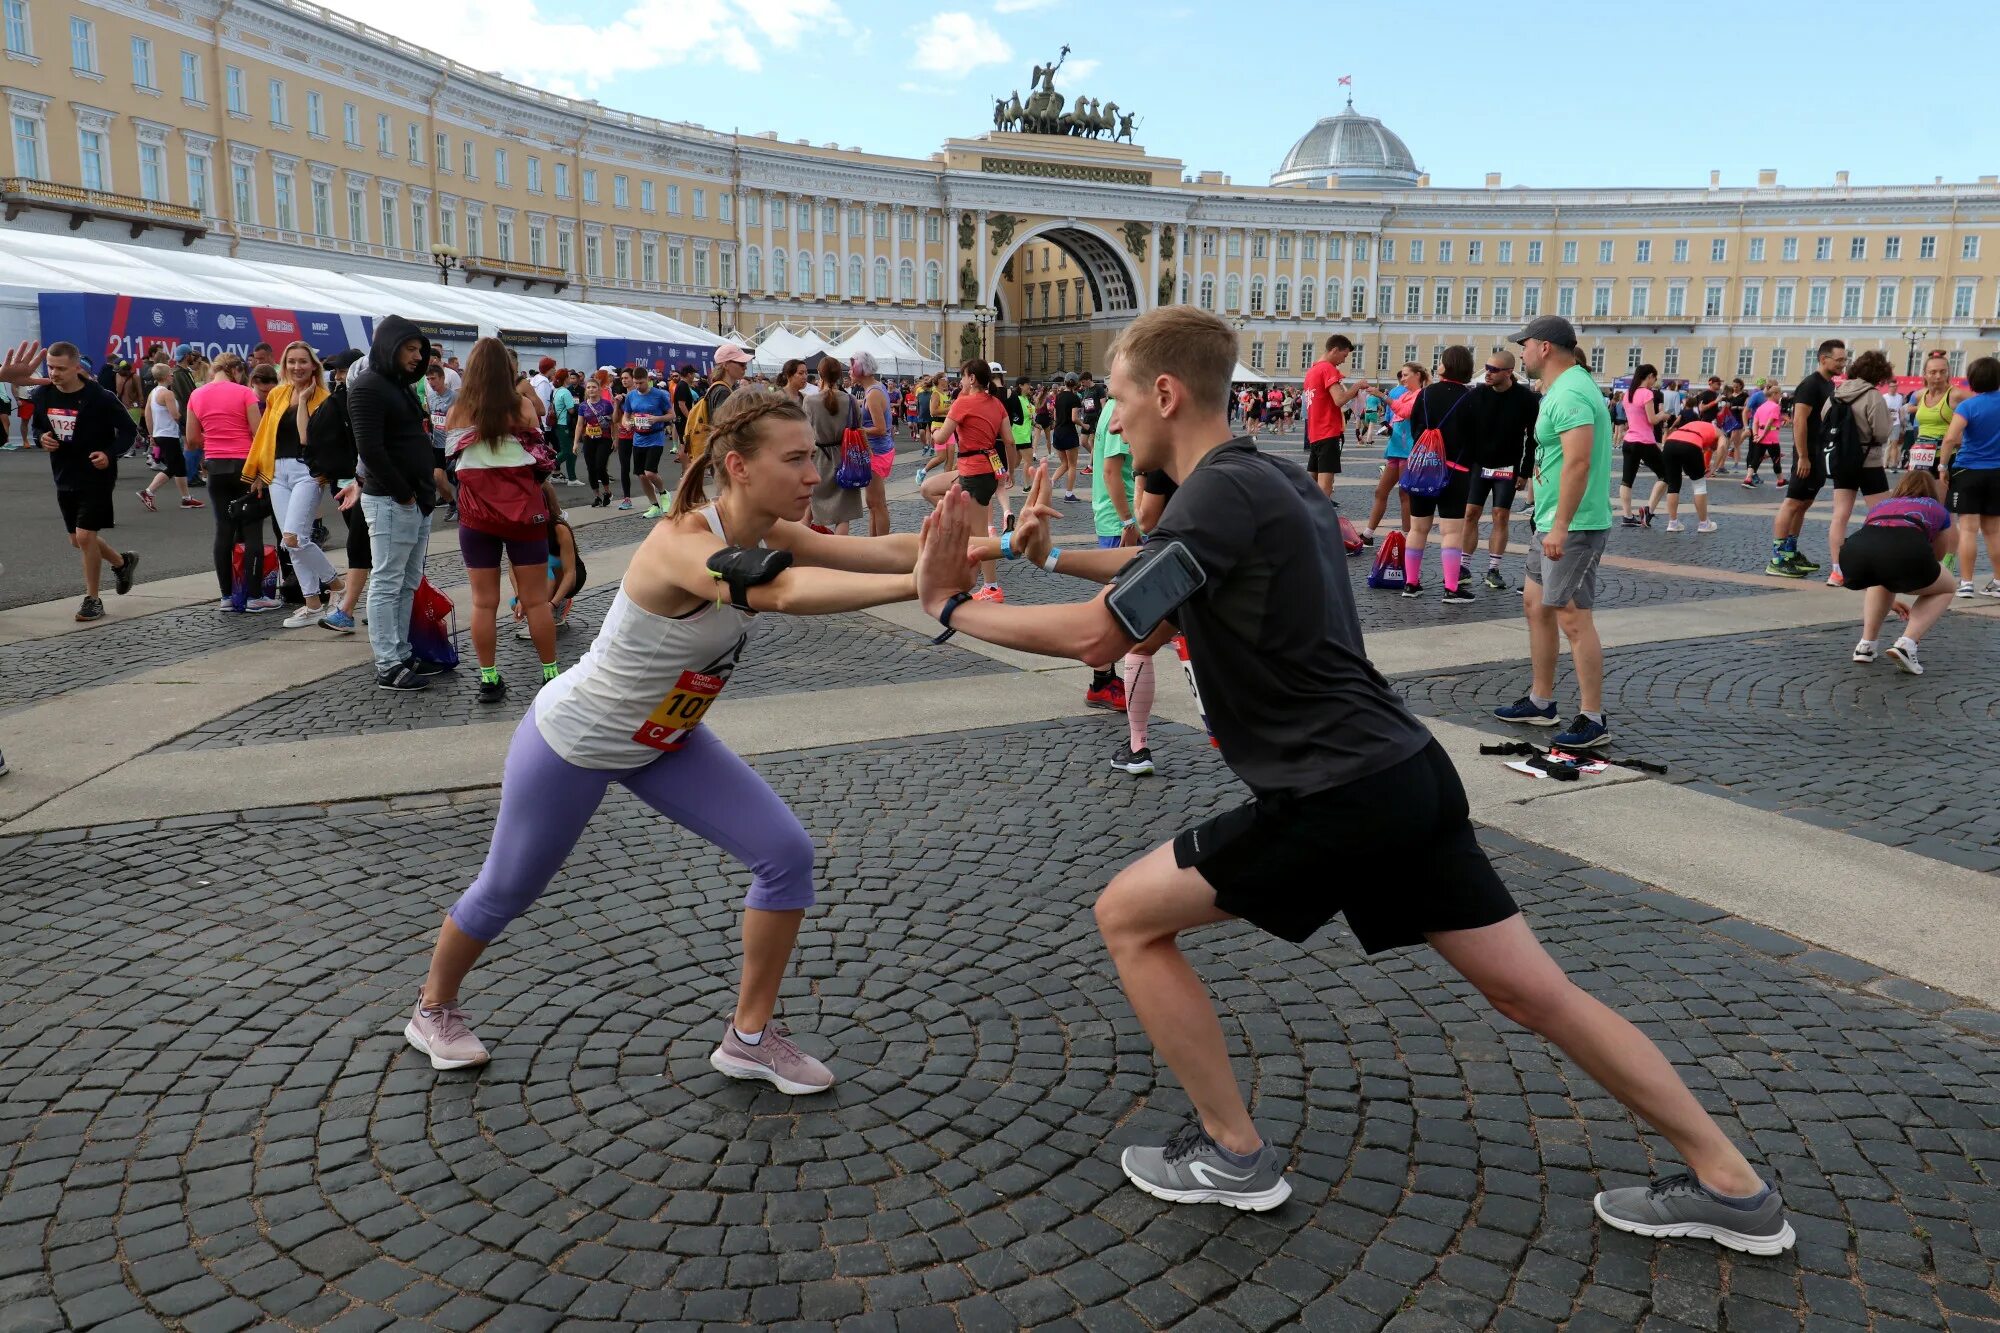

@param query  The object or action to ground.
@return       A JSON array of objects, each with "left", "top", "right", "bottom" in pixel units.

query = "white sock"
[
  {"left": 733, "top": 1026, "right": 764, "bottom": 1046},
  {"left": 1487, "top": 552, "right": 1502, "bottom": 569},
  {"left": 1855, "top": 639, "right": 1876, "bottom": 652},
  {"left": 1894, "top": 636, "right": 1918, "bottom": 654}
]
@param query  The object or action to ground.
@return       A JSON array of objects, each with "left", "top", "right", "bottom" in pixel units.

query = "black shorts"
[
  {"left": 1406, "top": 466, "right": 1472, "bottom": 520},
  {"left": 1174, "top": 738, "right": 1518, "bottom": 952},
  {"left": 1053, "top": 432, "right": 1080, "bottom": 453},
  {"left": 1660, "top": 441, "right": 1707, "bottom": 492},
  {"left": 1839, "top": 524, "right": 1941, "bottom": 594},
  {"left": 635, "top": 444, "right": 665, "bottom": 475},
  {"left": 1831, "top": 463, "right": 1889, "bottom": 496},
  {"left": 1785, "top": 450, "right": 1828, "bottom": 503},
  {"left": 1307, "top": 436, "right": 1343, "bottom": 476},
  {"left": 342, "top": 502, "right": 371, "bottom": 570},
  {"left": 1620, "top": 442, "right": 1666, "bottom": 489},
  {"left": 152, "top": 435, "right": 187, "bottom": 479},
  {"left": 1466, "top": 470, "right": 1517, "bottom": 509},
  {"left": 1034, "top": 411, "right": 1053, "bottom": 428},
  {"left": 57, "top": 485, "right": 115, "bottom": 534},
  {"left": 959, "top": 471, "right": 999, "bottom": 505},
  {"left": 1948, "top": 466, "right": 2000, "bottom": 517},
  {"left": 432, "top": 446, "right": 450, "bottom": 475}
]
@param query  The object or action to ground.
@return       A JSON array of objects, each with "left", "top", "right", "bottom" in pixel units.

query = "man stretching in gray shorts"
[{"left": 1490, "top": 317, "right": 1613, "bottom": 750}]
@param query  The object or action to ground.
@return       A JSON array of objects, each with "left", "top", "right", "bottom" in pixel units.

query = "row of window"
[
  {"left": 1022, "top": 343, "right": 1092, "bottom": 375},
  {"left": 1206, "top": 232, "right": 1984, "bottom": 268},
  {"left": 740, "top": 250, "right": 943, "bottom": 303}
]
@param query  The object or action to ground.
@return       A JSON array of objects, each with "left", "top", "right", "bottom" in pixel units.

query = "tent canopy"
[
  {"left": 1230, "top": 362, "right": 1269, "bottom": 385},
  {"left": 830, "top": 326, "right": 941, "bottom": 377},
  {"left": 748, "top": 327, "right": 839, "bottom": 375}
]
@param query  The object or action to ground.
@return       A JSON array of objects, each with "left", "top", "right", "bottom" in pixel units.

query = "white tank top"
[
  {"left": 533, "top": 506, "right": 757, "bottom": 769},
  {"left": 148, "top": 387, "right": 179, "bottom": 438}
]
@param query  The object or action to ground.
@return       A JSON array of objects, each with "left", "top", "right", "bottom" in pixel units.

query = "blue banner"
[
  {"left": 595, "top": 337, "right": 717, "bottom": 376},
  {"left": 36, "top": 291, "right": 374, "bottom": 367}
]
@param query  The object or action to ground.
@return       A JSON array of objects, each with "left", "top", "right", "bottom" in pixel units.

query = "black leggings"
[
  {"left": 1621, "top": 442, "right": 1666, "bottom": 489},
  {"left": 206, "top": 460, "right": 254, "bottom": 597},
  {"left": 616, "top": 440, "right": 633, "bottom": 498},
  {"left": 583, "top": 438, "right": 614, "bottom": 491}
]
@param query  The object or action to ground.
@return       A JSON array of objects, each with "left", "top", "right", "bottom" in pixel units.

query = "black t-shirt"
[
  {"left": 1054, "top": 391, "right": 1082, "bottom": 439},
  {"left": 1147, "top": 439, "right": 1432, "bottom": 798},
  {"left": 1464, "top": 383, "right": 1541, "bottom": 472},
  {"left": 1080, "top": 385, "right": 1106, "bottom": 430},
  {"left": 1793, "top": 372, "right": 1834, "bottom": 457},
  {"left": 1410, "top": 381, "right": 1478, "bottom": 468},
  {"left": 276, "top": 406, "right": 305, "bottom": 460},
  {"left": 30, "top": 382, "right": 133, "bottom": 490}
]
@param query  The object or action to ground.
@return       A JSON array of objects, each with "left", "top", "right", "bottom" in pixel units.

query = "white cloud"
[
  {"left": 908, "top": 12, "right": 1012, "bottom": 76},
  {"left": 1051, "top": 57, "right": 1099, "bottom": 90},
  {"left": 993, "top": 0, "right": 1056, "bottom": 11},
  {"left": 320, "top": 0, "right": 844, "bottom": 90}
]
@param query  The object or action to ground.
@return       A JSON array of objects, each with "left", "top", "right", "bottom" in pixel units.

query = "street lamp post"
[
  {"left": 709, "top": 289, "right": 729, "bottom": 335},
  {"left": 972, "top": 305, "right": 995, "bottom": 362},
  {"left": 430, "top": 243, "right": 461, "bottom": 285},
  {"left": 1902, "top": 325, "right": 1933, "bottom": 378}
]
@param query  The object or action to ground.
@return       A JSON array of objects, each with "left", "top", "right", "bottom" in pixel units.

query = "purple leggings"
[{"left": 448, "top": 714, "right": 816, "bottom": 943}]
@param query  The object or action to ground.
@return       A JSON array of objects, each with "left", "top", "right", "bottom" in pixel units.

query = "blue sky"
[{"left": 325, "top": 0, "right": 2000, "bottom": 190}]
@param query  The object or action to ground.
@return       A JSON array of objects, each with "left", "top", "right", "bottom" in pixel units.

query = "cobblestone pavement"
[
  {"left": 160, "top": 596, "right": 1010, "bottom": 753},
  {"left": 4, "top": 723, "right": 2000, "bottom": 1331},
  {"left": 1394, "top": 614, "right": 2000, "bottom": 873}
]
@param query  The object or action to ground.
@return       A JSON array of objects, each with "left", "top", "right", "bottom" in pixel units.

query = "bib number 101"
[{"left": 632, "top": 670, "right": 726, "bottom": 752}]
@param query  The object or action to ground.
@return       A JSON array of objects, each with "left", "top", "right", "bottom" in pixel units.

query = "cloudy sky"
[{"left": 319, "top": 0, "right": 1999, "bottom": 190}]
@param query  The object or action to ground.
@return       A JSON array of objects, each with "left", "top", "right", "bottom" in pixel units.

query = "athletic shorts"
[
  {"left": 57, "top": 485, "right": 115, "bottom": 534},
  {"left": 1839, "top": 524, "right": 1941, "bottom": 594},
  {"left": 1097, "top": 534, "right": 1123, "bottom": 549},
  {"left": 432, "top": 445, "right": 450, "bottom": 475},
  {"left": 1174, "top": 738, "right": 1518, "bottom": 952},
  {"left": 1407, "top": 466, "right": 1471, "bottom": 521},
  {"left": 1307, "top": 436, "right": 1343, "bottom": 476},
  {"left": 1948, "top": 466, "right": 2000, "bottom": 517},
  {"left": 1053, "top": 431, "right": 1080, "bottom": 453},
  {"left": 1523, "top": 524, "right": 1607, "bottom": 609},
  {"left": 958, "top": 471, "right": 999, "bottom": 506},
  {"left": 152, "top": 435, "right": 187, "bottom": 479},
  {"left": 1785, "top": 449, "right": 1828, "bottom": 503},
  {"left": 1467, "top": 470, "right": 1517, "bottom": 509},
  {"left": 634, "top": 443, "right": 665, "bottom": 475},
  {"left": 458, "top": 525, "right": 549, "bottom": 570},
  {"left": 1620, "top": 442, "right": 1665, "bottom": 489},
  {"left": 1660, "top": 441, "right": 1707, "bottom": 492},
  {"left": 1831, "top": 463, "right": 1889, "bottom": 496},
  {"left": 870, "top": 447, "right": 896, "bottom": 480},
  {"left": 342, "top": 501, "right": 371, "bottom": 570}
]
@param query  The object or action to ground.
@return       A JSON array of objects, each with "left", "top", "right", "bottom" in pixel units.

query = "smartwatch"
[{"left": 931, "top": 590, "right": 974, "bottom": 644}]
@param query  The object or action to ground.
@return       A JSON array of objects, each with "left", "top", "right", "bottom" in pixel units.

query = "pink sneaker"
[
  {"left": 404, "top": 993, "right": 490, "bottom": 1070},
  {"left": 709, "top": 1022, "right": 833, "bottom": 1095}
]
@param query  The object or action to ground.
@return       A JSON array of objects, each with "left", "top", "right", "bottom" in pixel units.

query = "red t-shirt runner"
[
  {"left": 1303, "top": 360, "right": 1344, "bottom": 442},
  {"left": 946, "top": 392, "right": 1009, "bottom": 477}
]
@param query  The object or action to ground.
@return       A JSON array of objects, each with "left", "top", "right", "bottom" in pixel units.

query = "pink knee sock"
[
  {"left": 1442, "top": 547, "right": 1462, "bottom": 592},
  {"left": 1122, "top": 651, "right": 1155, "bottom": 750},
  {"left": 1404, "top": 545, "right": 1423, "bottom": 585}
]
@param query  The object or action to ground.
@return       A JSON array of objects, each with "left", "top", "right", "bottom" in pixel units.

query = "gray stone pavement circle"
[{"left": 4, "top": 723, "right": 2000, "bottom": 1331}]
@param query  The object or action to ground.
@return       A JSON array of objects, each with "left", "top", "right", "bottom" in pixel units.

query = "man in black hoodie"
[
  {"left": 31, "top": 342, "right": 140, "bottom": 622},
  {"left": 349, "top": 316, "right": 439, "bottom": 690}
]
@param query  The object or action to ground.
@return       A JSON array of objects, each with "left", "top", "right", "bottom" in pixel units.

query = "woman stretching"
[
  {"left": 1845, "top": 470, "right": 1956, "bottom": 675},
  {"left": 406, "top": 390, "right": 936, "bottom": 1092}
]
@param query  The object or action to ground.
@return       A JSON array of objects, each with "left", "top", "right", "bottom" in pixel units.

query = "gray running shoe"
[
  {"left": 1593, "top": 1173, "right": 1795, "bottom": 1255},
  {"left": 1119, "top": 1117, "right": 1292, "bottom": 1211},
  {"left": 709, "top": 1022, "right": 833, "bottom": 1095},
  {"left": 404, "top": 993, "right": 490, "bottom": 1070}
]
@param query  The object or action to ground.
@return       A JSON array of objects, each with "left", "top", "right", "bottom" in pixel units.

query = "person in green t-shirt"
[
  {"left": 1012, "top": 380, "right": 1036, "bottom": 467},
  {"left": 1492, "top": 317, "right": 1614, "bottom": 752},
  {"left": 1079, "top": 398, "right": 1135, "bottom": 713}
]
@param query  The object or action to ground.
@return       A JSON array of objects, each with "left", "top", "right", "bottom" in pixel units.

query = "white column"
[
  {"left": 1290, "top": 229, "right": 1304, "bottom": 322},
  {"left": 890, "top": 206, "right": 901, "bottom": 306},
  {"left": 1367, "top": 231, "right": 1380, "bottom": 320},
  {"left": 975, "top": 210, "right": 989, "bottom": 306},
  {"left": 1146, "top": 226, "right": 1159, "bottom": 312},
  {"left": 1342, "top": 231, "right": 1355, "bottom": 319},
  {"left": 1177, "top": 225, "right": 1189, "bottom": 303},
  {"left": 837, "top": 198, "right": 851, "bottom": 301},
  {"left": 761, "top": 190, "right": 774, "bottom": 294},
  {"left": 1317, "top": 232, "right": 1330, "bottom": 321},
  {"left": 865, "top": 201, "right": 877, "bottom": 304}
]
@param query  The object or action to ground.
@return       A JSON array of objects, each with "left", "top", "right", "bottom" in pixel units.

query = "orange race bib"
[{"left": 632, "top": 669, "right": 727, "bottom": 752}]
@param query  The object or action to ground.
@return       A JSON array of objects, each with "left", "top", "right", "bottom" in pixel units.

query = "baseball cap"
[
  {"left": 713, "top": 343, "right": 752, "bottom": 368},
  {"left": 1507, "top": 315, "right": 1580, "bottom": 349},
  {"left": 325, "top": 349, "right": 364, "bottom": 371},
  {"left": 1064, "top": 372, "right": 1079, "bottom": 384}
]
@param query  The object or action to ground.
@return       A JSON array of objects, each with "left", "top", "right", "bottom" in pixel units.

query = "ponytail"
[
  {"left": 816, "top": 355, "right": 846, "bottom": 417},
  {"left": 667, "top": 390, "right": 808, "bottom": 517}
]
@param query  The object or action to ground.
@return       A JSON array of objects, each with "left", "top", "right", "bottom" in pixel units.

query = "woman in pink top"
[
  {"left": 184, "top": 353, "right": 269, "bottom": 608},
  {"left": 1618, "top": 364, "right": 1668, "bottom": 525}
]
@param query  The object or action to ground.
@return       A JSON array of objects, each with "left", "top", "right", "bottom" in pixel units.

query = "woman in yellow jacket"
[{"left": 244, "top": 340, "right": 342, "bottom": 628}]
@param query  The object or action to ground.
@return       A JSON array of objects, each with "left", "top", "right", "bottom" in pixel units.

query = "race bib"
[
  {"left": 1910, "top": 442, "right": 1938, "bottom": 470},
  {"left": 632, "top": 669, "right": 727, "bottom": 752},
  {"left": 583, "top": 421, "right": 603, "bottom": 438},
  {"left": 1481, "top": 467, "right": 1515, "bottom": 480},
  {"left": 46, "top": 407, "right": 77, "bottom": 442}
]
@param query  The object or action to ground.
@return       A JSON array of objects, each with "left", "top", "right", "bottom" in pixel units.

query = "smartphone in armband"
[{"left": 1105, "top": 541, "right": 1205, "bottom": 641}]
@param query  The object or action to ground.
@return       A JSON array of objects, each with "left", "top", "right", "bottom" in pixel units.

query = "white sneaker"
[
  {"left": 282, "top": 605, "right": 324, "bottom": 629},
  {"left": 1696, "top": 520, "right": 1719, "bottom": 533},
  {"left": 244, "top": 596, "right": 283, "bottom": 613},
  {"left": 1981, "top": 580, "right": 2000, "bottom": 599},
  {"left": 1665, "top": 519, "right": 1686, "bottom": 533},
  {"left": 1851, "top": 640, "right": 1877, "bottom": 664},
  {"left": 1956, "top": 582, "right": 1976, "bottom": 598},
  {"left": 1885, "top": 641, "right": 1923, "bottom": 675}
]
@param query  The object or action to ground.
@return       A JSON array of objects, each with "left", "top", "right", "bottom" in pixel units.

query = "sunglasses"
[{"left": 1483, "top": 364, "right": 1509, "bottom": 374}]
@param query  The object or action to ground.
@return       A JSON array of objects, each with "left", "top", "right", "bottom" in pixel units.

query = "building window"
[
  {"left": 1250, "top": 234, "right": 1266, "bottom": 260},
  {"left": 227, "top": 67, "right": 247, "bottom": 116},
  {"left": 1276, "top": 234, "right": 1291, "bottom": 261},
  {"left": 822, "top": 254, "right": 837, "bottom": 297},
  {"left": 924, "top": 260, "right": 940, "bottom": 301},
  {"left": 10, "top": 113, "right": 43, "bottom": 180},
  {"left": 130, "top": 37, "right": 156, "bottom": 89},
  {"left": 796, "top": 250, "right": 812, "bottom": 294},
  {"left": 305, "top": 91, "right": 323, "bottom": 137},
  {"left": 77, "top": 128, "right": 107, "bottom": 191},
  {"left": 4, "top": 0, "right": 31, "bottom": 57},
  {"left": 1226, "top": 233, "right": 1242, "bottom": 259},
  {"left": 1402, "top": 342, "right": 1418, "bottom": 366},
  {"left": 131, "top": 139, "right": 166, "bottom": 200},
  {"left": 1699, "top": 346, "right": 1716, "bottom": 376},
  {"left": 1884, "top": 235, "right": 1902, "bottom": 261},
  {"left": 494, "top": 149, "right": 507, "bottom": 187},
  {"left": 1350, "top": 283, "right": 1365, "bottom": 317},
  {"left": 341, "top": 102, "right": 358, "bottom": 146},
  {"left": 407, "top": 124, "right": 421, "bottom": 163},
  {"left": 1628, "top": 239, "right": 1647, "bottom": 264},
  {"left": 230, "top": 161, "right": 254, "bottom": 223},
  {"left": 1736, "top": 346, "right": 1754, "bottom": 376},
  {"left": 582, "top": 170, "right": 597, "bottom": 204},
  {"left": 274, "top": 171, "right": 297, "bottom": 229},
  {"left": 1492, "top": 283, "right": 1512, "bottom": 321},
  {"left": 1662, "top": 346, "right": 1680, "bottom": 376},
  {"left": 1526, "top": 240, "right": 1543, "bottom": 265},
  {"left": 1841, "top": 282, "right": 1862, "bottom": 320},
  {"left": 1774, "top": 284, "right": 1795, "bottom": 319},
  {"left": 612, "top": 236, "right": 628, "bottom": 280},
  {"left": 1770, "top": 347, "right": 1788, "bottom": 378},
  {"left": 181, "top": 52, "right": 203, "bottom": 103},
  {"left": 526, "top": 157, "right": 541, "bottom": 194},
  {"left": 527, "top": 222, "right": 543, "bottom": 266},
  {"left": 1747, "top": 236, "right": 1764, "bottom": 262},
  {"left": 1591, "top": 282, "right": 1612, "bottom": 317},
  {"left": 1875, "top": 283, "right": 1897, "bottom": 321},
  {"left": 1521, "top": 284, "right": 1541, "bottom": 318},
  {"left": 375, "top": 114, "right": 390, "bottom": 154},
  {"left": 556, "top": 226, "right": 571, "bottom": 272},
  {"left": 1626, "top": 345, "right": 1642, "bottom": 371},
  {"left": 1598, "top": 240, "right": 1613, "bottom": 264},
  {"left": 1249, "top": 341, "right": 1264, "bottom": 371},
  {"left": 1587, "top": 346, "right": 1604, "bottom": 373},
  {"left": 695, "top": 188, "right": 708, "bottom": 219},
  {"left": 1704, "top": 282, "right": 1725, "bottom": 317},
  {"left": 1708, "top": 238, "right": 1726, "bottom": 263},
  {"left": 436, "top": 201, "right": 451, "bottom": 246},
  {"left": 310, "top": 178, "right": 330, "bottom": 235},
  {"left": 69, "top": 16, "right": 95, "bottom": 72},
  {"left": 1248, "top": 276, "right": 1265, "bottom": 314},
  {"left": 1912, "top": 283, "right": 1934, "bottom": 321},
  {"left": 640, "top": 238, "right": 656, "bottom": 283},
  {"left": 1629, "top": 284, "right": 1649, "bottom": 318},
  {"left": 1433, "top": 283, "right": 1450, "bottom": 317},
  {"left": 1466, "top": 240, "right": 1482, "bottom": 265},
  {"left": 379, "top": 197, "right": 396, "bottom": 247},
  {"left": 772, "top": 249, "right": 788, "bottom": 292},
  {"left": 845, "top": 253, "right": 860, "bottom": 298},
  {"left": 494, "top": 217, "right": 510, "bottom": 260},
  {"left": 346, "top": 186, "right": 364, "bottom": 241},
  {"left": 1781, "top": 237, "right": 1798, "bottom": 262},
  {"left": 1849, "top": 236, "right": 1866, "bottom": 261},
  {"left": 1561, "top": 240, "right": 1577, "bottom": 265},
  {"left": 1274, "top": 340, "right": 1289, "bottom": 371},
  {"left": 896, "top": 210, "right": 913, "bottom": 241},
  {"left": 612, "top": 174, "right": 627, "bottom": 208},
  {"left": 1671, "top": 237, "right": 1688, "bottom": 264},
  {"left": 1376, "top": 343, "right": 1390, "bottom": 373},
  {"left": 1954, "top": 281, "right": 1976, "bottom": 320},
  {"left": 462, "top": 140, "right": 474, "bottom": 179},
  {"left": 1666, "top": 283, "right": 1687, "bottom": 317},
  {"left": 1198, "top": 275, "right": 1215, "bottom": 310},
  {"left": 1437, "top": 239, "right": 1453, "bottom": 264},
  {"left": 897, "top": 257, "right": 913, "bottom": 301},
  {"left": 1813, "top": 236, "right": 1830, "bottom": 261},
  {"left": 1463, "top": 285, "right": 1480, "bottom": 318},
  {"left": 432, "top": 132, "right": 448, "bottom": 171},
  {"left": 1404, "top": 283, "right": 1421, "bottom": 317},
  {"left": 1224, "top": 274, "right": 1241, "bottom": 312},
  {"left": 1556, "top": 284, "right": 1575, "bottom": 317},
  {"left": 1741, "top": 285, "right": 1762, "bottom": 319},
  {"left": 1808, "top": 283, "right": 1828, "bottom": 320},
  {"left": 185, "top": 152, "right": 208, "bottom": 213},
  {"left": 719, "top": 193, "right": 732, "bottom": 223},
  {"left": 925, "top": 214, "right": 941, "bottom": 243},
  {"left": 554, "top": 163, "right": 569, "bottom": 198},
  {"left": 1273, "top": 277, "right": 1289, "bottom": 314},
  {"left": 1299, "top": 281, "right": 1315, "bottom": 316},
  {"left": 267, "top": 79, "right": 286, "bottom": 126},
  {"left": 584, "top": 233, "right": 599, "bottom": 277},
  {"left": 410, "top": 199, "right": 426, "bottom": 249},
  {"left": 1408, "top": 238, "right": 1423, "bottom": 264},
  {"left": 1963, "top": 235, "right": 1981, "bottom": 261}
]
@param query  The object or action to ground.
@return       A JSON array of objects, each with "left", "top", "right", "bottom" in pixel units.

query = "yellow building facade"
[{"left": 7, "top": 0, "right": 2000, "bottom": 383}]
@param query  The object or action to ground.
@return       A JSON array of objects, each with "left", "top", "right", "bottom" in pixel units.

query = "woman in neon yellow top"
[{"left": 1909, "top": 350, "right": 1964, "bottom": 476}]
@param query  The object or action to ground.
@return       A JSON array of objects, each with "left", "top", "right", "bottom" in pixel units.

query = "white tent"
[
  {"left": 747, "top": 326, "right": 839, "bottom": 375},
  {"left": 1230, "top": 361, "right": 1270, "bottom": 385},
  {"left": 830, "top": 326, "right": 941, "bottom": 378}
]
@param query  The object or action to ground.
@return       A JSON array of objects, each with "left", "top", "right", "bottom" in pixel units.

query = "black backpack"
[{"left": 1818, "top": 391, "right": 1865, "bottom": 475}]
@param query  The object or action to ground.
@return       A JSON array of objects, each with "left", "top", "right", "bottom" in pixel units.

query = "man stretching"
[
  {"left": 29, "top": 342, "right": 140, "bottom": 621},
  {"left": 915, "top": 305, "right": 1792, "bottom": 1254}
]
